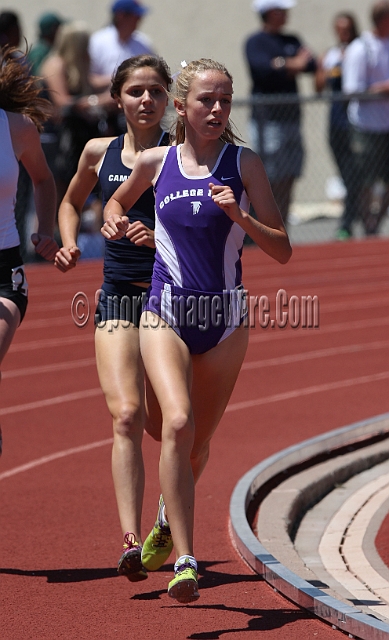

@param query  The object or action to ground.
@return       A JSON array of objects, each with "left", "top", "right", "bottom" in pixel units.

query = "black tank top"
[{"left": 98, "top": 131, "right": 169, "bottom": 283}]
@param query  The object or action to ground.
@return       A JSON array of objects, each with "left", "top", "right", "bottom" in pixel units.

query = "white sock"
[
  {"left": 175, "top": 555, "right": 197, "bottom": 572},
  {"left": 159, "top": 496, "right": 169, "bottom": 527}
]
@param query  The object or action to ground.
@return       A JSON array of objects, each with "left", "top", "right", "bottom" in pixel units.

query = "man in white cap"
[
  {"left": 89, "top": 0, "right": 154, "bottom": 83},
  {"left": 244, "top": 0, "right": 316, "bottom": 223}
]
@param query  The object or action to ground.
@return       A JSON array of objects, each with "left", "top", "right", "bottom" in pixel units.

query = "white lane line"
[
  {"left": 2, "top": 358, "right": 96, "bottom": 379},
  {"left": 242, "top": 339, "right": 389, "bottom": 370},
  {"left": 5, "top": 340, "right": 387, "bottom": 380},
  {"left": 0, "top": 438, "right": 113, "bottom": 482},
  {"left": 249, "top": 315, "right": 389, "bottom": 344},
  {"left": 1, "top": 371, "right": 388, "bottom": 417},
  {"left": 319, "top": 471, "right": 389, "bottom": 617},
  {"left": 7, "top": 316, "right": 388, "bottom": 355},
  {"left": 0, "top": 388, "right": 103, "bottom": 416},
  {"left": 19, "top": 294, "right": 389, "bottom": 334},
  {"left": 242, "top": 254, "right": 388, "bottom": 276},
  {"left": 226, "top": 370, "right": 389, "bottom": 412},
  {"left": 8, "top": 334, "right": 92, "bottom": 352},
  {"left": 244, "top": 274, "right": 389, "bottom": 294}
]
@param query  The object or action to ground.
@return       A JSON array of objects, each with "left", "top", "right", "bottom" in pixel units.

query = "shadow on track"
[
  {"left": 186, "top": 604, "right": 312, "bottom": 638},
  {"left": 0, "top": 567, "right": 118, "bottom": 582}
]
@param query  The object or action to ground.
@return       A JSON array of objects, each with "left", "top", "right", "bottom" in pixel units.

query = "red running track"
[{"left": 1, "top": 239, "right": 388, "bottom": 639}]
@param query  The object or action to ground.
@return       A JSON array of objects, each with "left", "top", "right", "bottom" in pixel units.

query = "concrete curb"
[{"left": 229, "top": 413, "right": 389, "bottom": 639}]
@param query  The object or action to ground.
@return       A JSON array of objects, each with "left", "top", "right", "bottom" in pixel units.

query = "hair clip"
[{"left": 172, "top": 61, "right": 188, "bottom": 81}]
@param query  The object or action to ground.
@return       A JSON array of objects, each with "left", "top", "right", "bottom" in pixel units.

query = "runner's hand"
[
  {"left": 31, "top": 233, "right": 59, "bottom": 261},
  {"left": 101, "top": 214, "right": 129, "bottom": 240},
  {"left": 54, "top": 246, "right": 81, "bottom": 272},
  {"left": 209, "top": 183, "right": 242, "bottom": 223},
  {"left": 126, "top": 221, "right": 155, "bottom": 248}
]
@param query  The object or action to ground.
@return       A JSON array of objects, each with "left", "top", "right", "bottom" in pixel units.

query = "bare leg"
[
  {"left": 0, "top": 298, "right": 21, "bottom": 459},
  {"left": 140, "top": 317, "right": 249, "bottom": 560},
  {"left": 190, "top": 323, "right": 249, "bottom": 482},
  {"left": 0, "top": 297, "right": 21, "bottom": 366},
  {"left": 140, "top": 313, "right": 195, "bottom": 560},
  {"left": 144, "top": 323, "right": 249, "bottom": 483},
  {"left": 95, "top": 321, "right": 145, "bottom": 542}
]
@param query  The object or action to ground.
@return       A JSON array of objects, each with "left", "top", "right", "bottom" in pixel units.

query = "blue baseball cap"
[{"left": 111, "top": 0, "right": 148, "bottom": 16}]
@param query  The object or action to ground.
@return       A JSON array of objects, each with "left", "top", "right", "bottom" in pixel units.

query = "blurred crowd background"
[{"left": 2, "top": 0, "right": 388, "bottom": 261}]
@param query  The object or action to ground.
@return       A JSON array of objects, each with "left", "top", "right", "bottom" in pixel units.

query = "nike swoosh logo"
[{"left": 221, "top": 176, "right": 234, "bottom": 181}]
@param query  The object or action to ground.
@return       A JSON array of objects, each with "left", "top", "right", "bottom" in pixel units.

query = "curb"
[{"left": 229, "top": 413, "right": 389, "bottom": 639}]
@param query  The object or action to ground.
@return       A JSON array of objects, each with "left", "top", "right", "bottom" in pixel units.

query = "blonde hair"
[
  {"left": 172, "top": 58, "right": 243, "bottom": 145},
  {"left": 53, "top": 21, "right": 92, "bottom": 95}
]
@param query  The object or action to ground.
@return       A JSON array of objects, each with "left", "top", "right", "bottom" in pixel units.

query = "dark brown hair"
[
  {"left": 333, "top": 12, "right": 359, "bottom": 42},
  {"left": 372, "top": 1, "right": 389, "bottom": 26},
  {"left": 0, "top": 47, "right": 52, "bottom": 130},
  {"left": 172, "top": 58, "right": 243, "bottom": 146},
  {"left": 110, "top": 54, "right": 172, "bottom": 98}
]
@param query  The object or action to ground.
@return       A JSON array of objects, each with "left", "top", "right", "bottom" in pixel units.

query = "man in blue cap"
[{"left": 89, "top": 0, "right": 154, "bottom": 84}]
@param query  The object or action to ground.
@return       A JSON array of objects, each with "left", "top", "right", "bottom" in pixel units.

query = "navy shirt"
[
  {"left": 98, "top": 131, "right": 169, "bottom": 283},
  {"left": 245, "top": 31, "right": 316, "bottom": 121}
]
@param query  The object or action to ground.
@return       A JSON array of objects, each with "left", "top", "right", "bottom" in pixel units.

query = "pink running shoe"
[{"left": 117, "top": 532, "right": 148, "bottom": 582}]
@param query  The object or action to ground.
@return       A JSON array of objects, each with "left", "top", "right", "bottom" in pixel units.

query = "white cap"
[{"left": 252, "top": 0, "right": 296, "bottom": 14}]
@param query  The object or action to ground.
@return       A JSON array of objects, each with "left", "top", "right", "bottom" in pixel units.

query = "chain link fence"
[
  {"left": 17, "top": 91, "right": 389, "bottom": 262},
  {"left": 232, "top": 92, "right": 389, "bottom": 245}
]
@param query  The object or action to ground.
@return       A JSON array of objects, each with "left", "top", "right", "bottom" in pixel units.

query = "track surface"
[{"left": 1, "top": 239, "right": 388, "bottom": 639}]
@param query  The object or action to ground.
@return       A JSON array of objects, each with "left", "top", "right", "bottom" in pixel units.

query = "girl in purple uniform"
[{"left": 102, "top": 58, "right": 292, "bottom": 603}]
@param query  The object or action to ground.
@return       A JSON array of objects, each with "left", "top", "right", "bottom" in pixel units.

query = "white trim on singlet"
[
  {"left": 176, "top": 143, "right": 228, "bottom": 180},
  {"left": 154, "top": 211, "right": 183, "bottom": 287},
  {"left": 237, "top": 146, "right": 250, "bottom": 213}
]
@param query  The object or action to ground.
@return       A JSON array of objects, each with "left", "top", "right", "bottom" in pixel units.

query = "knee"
[
  {"left": 112, "top": 403, "right": 143, "bottom": 439},
  {"left": 163, "top": 412, "right": 194, "bottom": 449}
]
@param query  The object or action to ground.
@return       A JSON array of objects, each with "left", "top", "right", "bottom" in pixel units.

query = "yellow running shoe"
[
  {"left": 142, "top": 495, "right": 173, "bottom": 571},
  {"left": 168, "top": 561, "right": 199, "bottom": 604},
  {"left": 117, "top": 532, "right": 148, "bottom": 582}
]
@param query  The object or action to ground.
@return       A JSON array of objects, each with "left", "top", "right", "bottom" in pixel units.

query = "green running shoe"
[
  {"left": 142, "top": 495, "right": 173, "bottom": 571},
  {"left": 117, "top": 532, "right": 148, "bottom": 582},
  {"left": 168, "top": 562, "right": 199, "bottom": 604}
]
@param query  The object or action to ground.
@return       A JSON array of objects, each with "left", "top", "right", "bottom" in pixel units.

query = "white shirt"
[
  {"left": 342, "top": 31, "right": 389, "bottom": 131},
  {"left": 0, "top": 109, "right": 20, "bottom": 250},
  {"left": 89, "top": 25, "right": 154, "bottom": 77},
  {"left": 322, "top": 44, "right": 344, "bottom": 72}
]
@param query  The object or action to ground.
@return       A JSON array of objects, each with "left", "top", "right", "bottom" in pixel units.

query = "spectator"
[
  {"left": 40, "top": 21, "right": 114, "bottom": 206},
  {"left": 28, "top": 12, "right": 64, "bottom": 76},
  {"left": 315, "top": 13, "right": 360, "bottom": 240},
  {"left": 0, "top": 11, "right": 21, "bottom": 48},
  {"left": 89, "top": 0, "right": 154, "bottom": 84},
  {"left": 343, "top": 0, "right": 389, "bottom": 235},
  {"left": 244, "top": 0, "right": 316, "bottom": 223}
]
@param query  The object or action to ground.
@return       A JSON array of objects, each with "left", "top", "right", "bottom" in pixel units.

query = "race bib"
[{"left": 11, "top": 265, "right": 28, "bottom": 297}]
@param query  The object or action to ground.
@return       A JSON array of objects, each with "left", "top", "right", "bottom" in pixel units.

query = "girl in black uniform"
[{"left": 54, "top": 54, "right": 172, "bottom": 580}]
